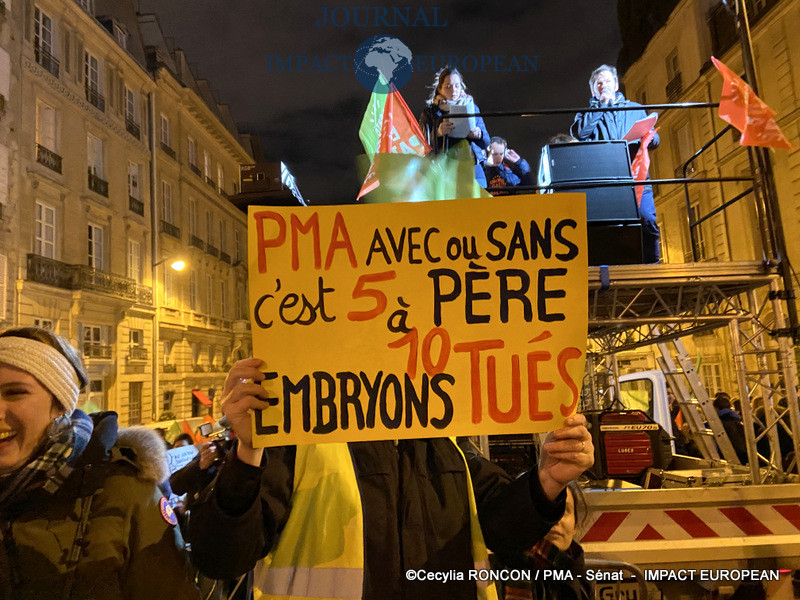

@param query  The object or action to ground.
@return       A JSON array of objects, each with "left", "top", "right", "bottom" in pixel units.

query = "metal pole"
[
  {"left": 728, "top": 319, "right": 760, "bottom": 482},
  {"left": 735, "top": 0, "right": 800, "bottom": 343},
  {"left": 149, "top": 89, "right": 160, "bottom": 423}
]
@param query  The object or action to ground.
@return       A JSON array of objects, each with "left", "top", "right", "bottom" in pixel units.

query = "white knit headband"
[{"left": 0, "top": 337, "right": 81, "bottom": 415}]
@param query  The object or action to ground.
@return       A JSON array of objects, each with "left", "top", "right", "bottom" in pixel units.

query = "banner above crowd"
[{"left": 247, "top": 195, "right": 588, "bottom": 447}]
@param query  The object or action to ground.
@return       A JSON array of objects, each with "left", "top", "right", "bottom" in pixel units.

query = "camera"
[{"left": 198, "top": 420, "right": 234, "bottom": 458}]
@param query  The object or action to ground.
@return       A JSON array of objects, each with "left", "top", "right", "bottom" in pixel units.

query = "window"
[
  {"left": 689, "top": 203, "right": 707, "bottom": 261},
  {"left": 83, "top": 325, "right": 105, "bottom": 351},
  {"left": 191, "top": 342, "right": 200, "bottom": 365},
  {"left": 130, "top": 329, "right": 143, "bottom": 347},
  {"left": 35, "top": 201, "right": 56, "bottom": 258},
  {"left": 220, "top": 281, "right": 227, "bottom": 317},
  {"left": 113, "top": 23, "right": 127, "bottom": 50},
  {"left": 75, "top": 0, "right": 94, "bottom": 13},
  {"left": 189, "top": 270, "right": 198, "bottom": 310},
  {"left": 188, "top": 137, "right": 197, "bottom": 166},
  {"left": 161, "top": 181, "right": 173, "bottom": 223},
  {"left": 84, "top": 51, "right": 101, "bottom": 93},
  {"left": 34, "top": 318, "right": 54, "bottom": 330},
  {"left": 206, "top": 275, "right": 213, "bottom": 314},
  {"left": 160, "top": 114, "right": 170, "bottom": 147},
  {"left": 666, "top": 50, "right": 681, "bottom": 80},
  {"left": 674, "top": 122, "right": 696, "bottom": 172},
  {"left": 35, "top": 100, "right": 57, "bottom": 151},
  {"left": 217, "top": 163, "right": 224, "bottom": 192},
  {"left": 163, "top": 340, "right": 174, "bottom": 366},
  {"left": 34, "top": 7, "right": 55, "bottom": 57},
  {"left": 219, "top": 220, "right": 227, "bottom": 253},
  {"left": 87, "top": 134, "right": 104, "bottom": 177},
  {"left": 125, "top": 87, "right": 137, "bottom": 123},
  {"left": 188, "top": 199, "right": 198, "bottom": 236},
  {"left": 162, "top": 390, "right": 174, "bottom": 414},
  {"left": 127, "top": 162, "right": 140, "bottom": 199},
  {"left": 87, "top": 223, "right": 104, "bottom": 270},
  {"left": 129, "top": 382, "right": 142, "bottom": 425},
  {"left": 699, "top": 358, "right": 723, "bottom": 394},
  {"left": 127, "top": 239, "right": 142, "bottom": 282},
  {"left": 236, "top": 285, "right": 245, "bottom": 319},
  {"left": 203, "top": 150, "right": 211, "bottom": 179}
]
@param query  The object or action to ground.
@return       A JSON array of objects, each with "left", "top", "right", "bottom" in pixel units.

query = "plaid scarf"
[{"left": 0, "top": 410, "right": 93, "bottom": 509}]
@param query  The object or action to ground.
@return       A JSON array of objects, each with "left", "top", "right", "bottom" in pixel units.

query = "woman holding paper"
[
  {"left": 419, "top": 66, "right": 491, "bottom": 187},
  {"left": 0, "top": 327, "right": 199, "bottom": 600}
]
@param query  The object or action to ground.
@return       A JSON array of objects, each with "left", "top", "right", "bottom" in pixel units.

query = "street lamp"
[{"left": 151, "top": 255, "right": 188, "bottom": 421}]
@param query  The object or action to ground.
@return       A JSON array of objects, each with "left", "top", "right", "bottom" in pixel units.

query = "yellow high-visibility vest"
[{"left": 252, "top": 441, "right": 498, "bottom": 600}]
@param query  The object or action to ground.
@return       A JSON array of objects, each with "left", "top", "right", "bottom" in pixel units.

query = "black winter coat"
[{"left": 189, "top": 439, "right": 565, "bottom": 600}]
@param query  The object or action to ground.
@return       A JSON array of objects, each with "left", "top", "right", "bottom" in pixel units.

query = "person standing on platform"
[{"left": 571, "top": 65, "right": 661, "bottom": 264}]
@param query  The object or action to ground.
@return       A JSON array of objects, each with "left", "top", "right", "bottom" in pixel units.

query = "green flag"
[{"left": 358, "top": 78, "right": 389, "bottom": 160}]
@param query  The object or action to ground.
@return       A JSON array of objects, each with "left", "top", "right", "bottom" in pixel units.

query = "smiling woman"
[{"left": 0, "top": 327, "right": 200, "bottom": 600}]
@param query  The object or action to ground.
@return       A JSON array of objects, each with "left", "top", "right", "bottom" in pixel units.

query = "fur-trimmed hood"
[{"left": 116, "top": 426, "right": 169, "bottom": 484}]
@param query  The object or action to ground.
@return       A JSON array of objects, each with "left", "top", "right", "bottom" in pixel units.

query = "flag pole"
[{"left": 734, "top": 0, "right": 800, "bottom": 343}]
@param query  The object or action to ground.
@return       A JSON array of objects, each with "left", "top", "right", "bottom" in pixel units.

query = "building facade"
[
  {"left": 1, "top": 0, "right": 252, "bottom": 425},
  {"left": 618, "top": 0, "right": 800, "bottom": 392}
]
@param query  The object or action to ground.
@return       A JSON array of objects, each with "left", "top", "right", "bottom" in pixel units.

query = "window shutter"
[
  {"left": 63, "top": 28, "right": 72, "bottom": 74},
  {"left": 0, "top": 254, "right": 8, "bottom": 323},
  {"left": 107, "top": 67, "right": 115, "bottom": 109},
  {"left": 24, "top": 1, "right": 32, "bottom": 42},
  {"left": 76, "top": 39, "right": 84, "bottom": 84}
]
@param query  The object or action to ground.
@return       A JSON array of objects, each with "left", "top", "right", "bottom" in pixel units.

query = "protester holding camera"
[
  {"left": 419, "top": 66, "right": 491, "bottom": 187},
  {"left": 483, "top": 136, "right": 532, "bottom": 195},
  {"left": 188, "top": 358, "right": 594, "bottom": 600},
  {"left": 0, "top": 327, "right": 199, "bottom": 600}
]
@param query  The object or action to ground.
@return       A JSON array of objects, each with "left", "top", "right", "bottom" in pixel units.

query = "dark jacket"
[
  {"left": 485, "top": 158, "right": 532, "bottom": 193},
  {"left": 189, "top": 439, "right": 565, "bottom": 600},
  {"left": 499, "top": 540, "right": 592, "bottom": 600},
  {"left": 718, "top": 408, "right": 749, "bottom": 464},
  {"left": 419, "top": 100, "right": 490, "bottom": 163},
  {"left": 570, "top": 92, "right": 660, "bottom": 160},
  {"left": 0, "top": 412, "right": 200, "bottom": 600}
]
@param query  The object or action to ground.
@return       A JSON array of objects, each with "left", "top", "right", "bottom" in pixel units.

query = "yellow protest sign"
[{"left": 248, "top": 194, "right": 587, "bottom": 447}]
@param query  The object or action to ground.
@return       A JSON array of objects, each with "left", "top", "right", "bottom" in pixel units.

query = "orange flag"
[
  {"left": 180, "top": 419, "right": 196, "bottom": 443},
  {"left": 357, "top": 85, "right": 431, "bottom": 200},
  {"left": 712, "top": 56, "right": 793, "bottom": 150},
  {"left": 631, "top": 127, "right": 658, "bottom": 206}
]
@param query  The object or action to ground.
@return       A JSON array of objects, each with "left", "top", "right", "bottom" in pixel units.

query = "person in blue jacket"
[
  {"left": 484, "top": 137, "right": 532, "bottom": 194},
  {"left": 571, "top": 64, "right": 661, "bottom": 263},
  {"left": 419, "top": 66, "right": 490, "bottom": 187}
]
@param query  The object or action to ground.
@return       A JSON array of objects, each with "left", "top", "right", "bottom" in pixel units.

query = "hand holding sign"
[
  {"left": 538, "top": 414, "right": 594, "bottom": 501},
  {"left": 221, "top": 358, "right": 270, "bottom": 465}
]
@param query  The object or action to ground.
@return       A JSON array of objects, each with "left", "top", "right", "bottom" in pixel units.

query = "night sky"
[{"left": 138, "top": 1, "right": 622, "bottom": 204}]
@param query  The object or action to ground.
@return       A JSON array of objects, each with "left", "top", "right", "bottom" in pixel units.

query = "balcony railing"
[
  {"left": 217, "top": 186, "right": 226, "bottom": 196},
  {"left": 85, "top": 85, "right": 105, "bottom": 112},
  {"left": 220, "top": 251, "right": 231, "bottom": 264},
  {"left": 160, "top": 141, "right": 176, "bottom": 159},
  {"left": 189, "top": 163, "right": 202, "bottom": 177},
  {"left": 163, "top": 364, "right": 177, "bottom": 374},
  {"left": 84, "top": 344, "right": 112, "bottom": 359},
  {"left": 129, "top": 196, "right": 144, "bottom": 216},
  {"left": 36, "top": 144, "right": 62, "bottom": 174},
  {"left": 205, "top": 243, "right": 219, "bottom": 258},
  {"left": 129, "top": 346, "right": 148, "bottom": 360},
  {"left": 34, "top": 46, "right": 60, "bottom": 78},
  {"left": 160, "top": 220, "right": 181, "bottom": 239},
  {"left": 88, "top": 171, "right": 109, "bottom": 197},
  {"left": 192, "top": 365, "right": 205, "bottom": 373},
  {"left": 125, "top": 116, "right": 140, "bottom": 139},
  {"left": 190, "top": 234, "right": 205, "bottom": 249},
  {"left": 205, "top": 176, "right": 216, "bottom": 189},
  {"left": 665, "top": 73, "right": 683, "bottom": 102}
]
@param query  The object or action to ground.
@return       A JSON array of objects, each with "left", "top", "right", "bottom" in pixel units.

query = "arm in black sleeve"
[
  {"left": 169, "top": 456, "right": 213, "bottom": 496},
  {"left": 570, "top": 104, "right": 604, "bottom": 141},
  {"left": 510, "top": 158, "right": 532, "bottom": 186},
  {"left": 464, "top": 451, "right": 565, "bottom": 555},
  {"left": 187, "top": 444, "right": 295, "bottom": 579}
]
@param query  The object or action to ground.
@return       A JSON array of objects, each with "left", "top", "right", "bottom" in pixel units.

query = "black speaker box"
[
  {"left": 546, "top": 141, "right": 632, "bottom": 183},
  {"left": 588, "top": 222, "right": 643, "bottom": 265},
  {"left": 559, "top": 185, "right": 640, "bottom": 222}
]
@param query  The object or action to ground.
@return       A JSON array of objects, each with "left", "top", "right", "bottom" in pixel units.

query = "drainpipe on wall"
[{"left": 148, "top": 89, "right": 159, "bottom": 422}]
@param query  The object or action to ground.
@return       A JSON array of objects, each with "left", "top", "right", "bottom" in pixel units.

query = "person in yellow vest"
[{"left": 188, "top": 358, "right": 594, "bottom": 600}]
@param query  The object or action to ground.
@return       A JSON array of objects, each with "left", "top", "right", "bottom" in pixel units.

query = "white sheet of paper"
[
  {"left": 623, "top": 113, "right": 658, "bottom": 142},
  {"left": 446, "top": 104, "right": 475, "bottom": 138}
]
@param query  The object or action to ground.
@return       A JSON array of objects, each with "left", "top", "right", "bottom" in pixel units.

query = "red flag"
[
  {"left": 358, "top": 86, "right": 431, "bottom": 200},
  {"left": 180, "top": 419, "right": 196, "bottom": 443},
  {"left": 712, "top": 56, "right": 793, "bottom": 150},
  {"left": 631, "top": 127, "right": 658, "bottom": 206}
]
